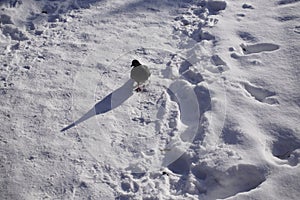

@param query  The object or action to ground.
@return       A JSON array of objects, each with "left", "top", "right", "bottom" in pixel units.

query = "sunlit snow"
[{"left": 1, "top": 0, "right": 299, "bottom": 199}]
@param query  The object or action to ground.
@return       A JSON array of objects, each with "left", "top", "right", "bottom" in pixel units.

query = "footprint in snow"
[
  {"left": 240, "top": 43, "right": 280, "bottom": 55},
  {"left": 206, "top": 0, "right": 227, "bottom": 14},
  {"left": 238, "top": 31, "right": 258, "bottom": 42},
  {"left": 237, "top": 13, "right": 245, "bottom": 17},
  {"left": 277, "top": 15, "right": 299, "bottom": 22},
  {"left": 266, "top": 124, "right": 300, "bottom": 166},
  {"left": 191, "top": 162, "right": 267, "bottom": 199},
  {"left": 242, "top": 3, "right": 254, "bottom": 9},
  {"left": 243, "top": 82, "right": 279, "bottom": 105},
  {"left": 277, "top": 0, "right": 300, "bottom": 6},
  {"left": 206, "top": 17, "right": 219, "bottom": 27},
  {"left": 294, "top": 26, "right": 300, "bottom": 34},
  {"left": 208, "top": 55, "right": 229, "bottom": 73}
]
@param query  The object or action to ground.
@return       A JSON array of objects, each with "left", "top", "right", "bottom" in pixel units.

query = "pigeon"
[{"left": 130, "top": 59, "right": 151, "bottom": 92}]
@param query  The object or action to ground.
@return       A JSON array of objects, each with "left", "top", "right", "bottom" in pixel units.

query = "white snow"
[{"left": 1, "top": 0, "right": 299, "bottom": 199}]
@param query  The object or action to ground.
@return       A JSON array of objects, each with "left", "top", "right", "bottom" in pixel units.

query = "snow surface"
[{"left": 0, "top": 0, "right": 299, "bottom": 199}]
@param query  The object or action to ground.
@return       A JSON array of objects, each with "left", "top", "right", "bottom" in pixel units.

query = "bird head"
[{"left": 131, "top": 59, "right": 141, "bottom": 67}]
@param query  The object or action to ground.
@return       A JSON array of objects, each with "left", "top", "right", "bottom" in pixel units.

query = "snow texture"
[{"left": 1, "top": 0, "right": 300, "bottom": 199}]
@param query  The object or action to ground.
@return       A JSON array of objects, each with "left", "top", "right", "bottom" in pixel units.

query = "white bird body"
[
  {"left": 130, "top": 64, "right": 151, "bottom": 84},
  {"left": 130, "top": 60, "right": 151, "bottom": 92},
  {"left": 130, "top": 60, "right": 151, "bottom": 84}
]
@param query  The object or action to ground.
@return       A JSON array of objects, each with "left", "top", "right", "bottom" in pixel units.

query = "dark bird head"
[{"left": 131, "top": 59, "right": 141, "bottom": 67}]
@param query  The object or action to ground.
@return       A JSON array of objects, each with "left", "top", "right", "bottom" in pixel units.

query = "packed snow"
[{"left": 1, "top": 0, "right": 299, "bottom": 199}]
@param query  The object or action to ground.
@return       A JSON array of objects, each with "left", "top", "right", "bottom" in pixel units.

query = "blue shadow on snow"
[{"left": 61, "top": 79, "right": 134, "bottom": 132}]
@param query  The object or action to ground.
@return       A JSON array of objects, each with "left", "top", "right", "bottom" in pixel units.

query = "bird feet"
[{"left": 135, "top": 87, "right": 142, "bottom": 92}]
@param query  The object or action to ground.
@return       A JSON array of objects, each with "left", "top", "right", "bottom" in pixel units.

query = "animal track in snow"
[
  {"left": 267, "top": 124, "right": 300, "bottom": 166},
  {"left": 237, "top": 13, "right": 245, "bottom": 17},
  {"left": 294, "top": 26, "right": 300, "bottom": 34},
  {"left": 278, "top": 0, "right": 300, "bottom": 5},
  {"left": 191, "top": 163, "right": 267, "bottom": 199},
  {"left": 209, "top": 55, "right": 229, "bottom": 73},
  {"left": 120, "top": 178, "right": 139, "bottom": 193},
  {"left": 0, "top": 14, "right": 13, "bottom": 24},
  {"left": 235, "top": 13, "right": 246, "bottom": 21},
  {"left": 211, "top": 55, "right": 227, "bottom": 66},
  {"left": 276, "top": 15, "right": 299, "bottom": 22},
  {"left": 243, "top": 82, "right": 278, "bottom": 104},
  {"left": 206, "top": 17, "right": 219, "bottom": 27},
  {"left": 206, "top": 0, "right": 227, "bottom": 14},
  {"left": 167, "top": 54, "right": 204, "bottom": 85},
  {"left": 238, "top": 31, "right": 258, "bottom": 42},
  {"left": 173, "top": 1, "right": 226, "bottom": 44},
  {"left": 242, "top": 4, "right": 254, "bottom": 9},
  {"left": 1, "top": 25, "right": 28, "bottom": 41},
  {"left": 181, "top": 69, "right": 204, "bottom": 84},
  {"left": 221, "top": 122, "right": 245, "bottom": 145},
  {"left": 240, "top": 43, "right": 280, "bottom": 55}
]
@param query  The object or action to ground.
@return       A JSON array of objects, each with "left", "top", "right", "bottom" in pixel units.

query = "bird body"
[
  {"left": 130, "top": 64, "right": 151, "bottom": 83},
  {"left": 130, "top": 60, "right": 151, "bottom": 86},
  {"left": 130, "top": 60, "right": 151, "bottom": 92}
]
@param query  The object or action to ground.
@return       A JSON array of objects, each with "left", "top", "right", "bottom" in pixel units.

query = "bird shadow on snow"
[{"left": 61, "top": 79, "right": 134, "bottom": 132}]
